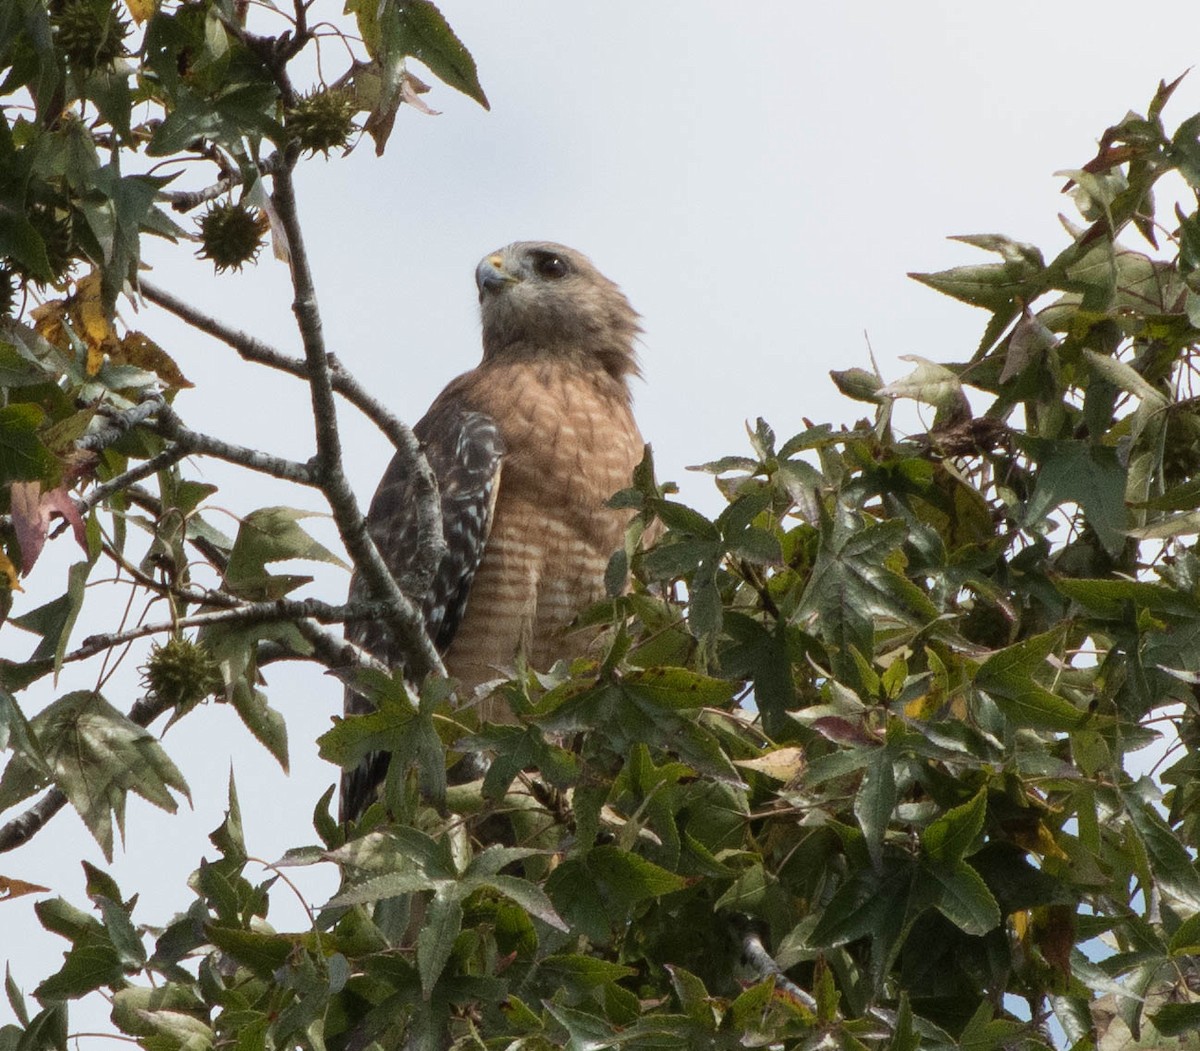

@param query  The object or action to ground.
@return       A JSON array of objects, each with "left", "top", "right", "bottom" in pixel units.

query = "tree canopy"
[{"left": 3, "top": 2, "right": 1200, "bottom": 1049}]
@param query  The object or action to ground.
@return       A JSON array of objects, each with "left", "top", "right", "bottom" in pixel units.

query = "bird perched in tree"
[{"left": 340, "top": 242, "right": 648, "bottom": 821}]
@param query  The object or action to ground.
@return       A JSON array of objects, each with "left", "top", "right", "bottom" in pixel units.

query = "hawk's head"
[{"left": 476, "top": 241, "right": 641, "bottom": 381}]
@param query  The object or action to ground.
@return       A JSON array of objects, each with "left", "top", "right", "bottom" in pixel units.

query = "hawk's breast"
[{"left": 442, "top": 359, "right": 643, "bottom": 700}]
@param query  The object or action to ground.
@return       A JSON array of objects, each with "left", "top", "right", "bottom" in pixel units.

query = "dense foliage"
[{"left": 2, "top": 2, "right": 1200, "bottom": 1048}]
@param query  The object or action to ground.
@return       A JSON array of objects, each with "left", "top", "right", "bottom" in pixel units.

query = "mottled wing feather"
[{"left": 340, "top": 401, "right": 504, "bottom": 821}]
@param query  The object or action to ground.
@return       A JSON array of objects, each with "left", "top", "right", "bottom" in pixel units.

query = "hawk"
[{"left": 340, "top": 242, "right": 648, "bottom": 821}]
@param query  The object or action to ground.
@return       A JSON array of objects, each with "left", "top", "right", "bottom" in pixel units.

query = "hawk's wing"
[{"left": 340, "top": 399, "right": 505, "bottom": 821}]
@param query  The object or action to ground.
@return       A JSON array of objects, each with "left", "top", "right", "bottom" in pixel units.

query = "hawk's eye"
[{"left": 534, "top": 254, "right": 569, "bottom": 279}]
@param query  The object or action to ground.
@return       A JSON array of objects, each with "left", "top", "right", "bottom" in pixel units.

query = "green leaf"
[
  {"left": 34, "top": 941, "right": 123, "bottom": 1000},
  {"left": 4, "top": 966, "right": 27, "bottom": 1028},
  {"left": 210, "top": 769, "right": 247, "bottom": 861},
  {"left": 1150, "top": 1002, "right": 1200, "bottom": 1037},
  {"left": 974, "top": 629, "right": 1086, "bottom": 731},
  {"left": 1020, "top": 438, "right": 1127, "bottom": 557},
  {"left": 1120, "top": 782, "right": 1200, "bottom": 912},
  {"left": 223, "top": 506, "right": 347, "bottom": 600},
  {"left": 230, "top": 687, "right": 289, "bottom": 773},
  {"left": 922, "top": 787, "right": 987, "bottom": 863},
  {"left": 854, "top": 747, "right": 896, "bottom": 870},
  {"left": 110, "top": 985, "right": 208, "bottom": 1039},
  {"left": 1055, "top": 577, "right": 1200, "bottom": 619},
  {"left": 620, "top": 666, "right": 736, "bottom": 709},
  {"left": 587, "top": 845, "right": 688, "bottom": 906},
  {"left": 318, "top": 669, "right": 445, "bottom": 809},
  {"left": 417, "top": 891, "right": 462, "bottom": 997},
  {"left": 205, "top": 926, "right": 294, "bottom": 980},
  {"left": 484, "top": 874, "right": 569, "bottom": 932},
  {"left": 6, "top": 691, "right": 189, "bottom": 860},
  {"left": 393, "top": 0, "right": 488, "bottom": 109},
  {"left": 927, "top": 860, "right": 1001, "bottom": 936},
  {"left": 0, "top": 404, "right": 56, "bottom": 483}
]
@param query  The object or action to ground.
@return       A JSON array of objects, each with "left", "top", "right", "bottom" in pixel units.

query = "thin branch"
[
  {"left": 261, "top": 619, "right": 391, "bottom": 675},
  {"left": 153, "top": 402, "right": 317, "bottom": 486},
  {"left": 123, "top": 484, "right": 231, "bottom": 573},
  {"left": 79, "top": 446, "right": 190, "bottom": 515},
  {"left": 140, "top": 279, "right": 299, "bottom": 371},
  {"left": 0, "top": 611, "right": 389, "bottom": 856},
  {"left": 270, "top": 158, "right": 444, "bottom": 677},
  {"left": 0, "top": 792, "right": 68, "bottom": 853},
  {"left": 160, "top": 153, "right": 286, "bottom": 213},
  {"left": 140, "top": 277, "right": 446, "bottom": 572},
  {"left": 70, "top": 597, "right": 393, "bottom": 666},
  {"left": 77, "top": 391, "right": 166, "bottom": 452},
  {"left": 740, "top": 930, "right": 818, "bottom": 1011}
]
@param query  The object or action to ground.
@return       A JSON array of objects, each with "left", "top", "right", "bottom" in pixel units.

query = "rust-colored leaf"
[{"left": 10, "top": 481, "right": 88, "bottom": 574}]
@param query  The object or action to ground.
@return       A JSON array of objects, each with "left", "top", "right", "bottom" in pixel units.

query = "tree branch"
[
  {"left": 0, "top": 610, "right": 390, "bottom": 856},
  {"left": 160, "top": 153, "right": 286, "bottom": 213},
  {"left": 78, "top": 446, "right": 190, "bottom": 515},
  {"left": 77, "top": 390, "right": 167, "bottom": 452},
  {"left": 152, "top": 402, "right": 317, "bottom": 486},
  {"left": 70, "top": 597, "right": 394, "bottom": 666},
  {"left": 270, "top": 160, "right": 444, "bottom": 678},
  {"left": 140, "top": 279, "right": 446, "bottom": 572}
]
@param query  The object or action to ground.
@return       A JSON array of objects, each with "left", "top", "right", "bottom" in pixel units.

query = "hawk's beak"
[{"left": 476, "top": 254, "right": 516, "bottom": 297}]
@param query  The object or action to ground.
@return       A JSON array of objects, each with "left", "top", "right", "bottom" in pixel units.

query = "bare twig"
[
  {"left": 153, "top": 402, "right": 317, "bottom": 486},
  {"left": 78, "top": 446, "right": 191, "bottom": 515},
  {"left": 270, "top": 159, "right": 444, "bottom": 678},
  {"left": 161, "top": 153, "right": 286, "bottom": 213}
]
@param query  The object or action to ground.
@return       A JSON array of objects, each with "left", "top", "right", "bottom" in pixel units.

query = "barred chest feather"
[{"left": 444, "top": 358, "right": 644, "bottom": 698}]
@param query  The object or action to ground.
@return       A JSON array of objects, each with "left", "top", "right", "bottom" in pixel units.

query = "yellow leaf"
[
  {"left": 1012, "top": 908, "right": 1031, "bottom": 944},
  {"left": 31, "top": 299, "right": 69, "bottom": 349},
  {"left": 125, "top": 0, "right": 158, "bottom": 23},
  {"left": 70, "top": 272, "right": 119, "bottom": 375},
  {"left": 0, "top": 551, "right": 22, "bottom": 591},
  {"left": 904, "top": 692, "right": 940, "bottom": 718},
  {"left": 734, "top": 746, "right": 806, "bottom": 782},
  {"left": 0, "top": 875, "right": 51, "bottom": 900}
]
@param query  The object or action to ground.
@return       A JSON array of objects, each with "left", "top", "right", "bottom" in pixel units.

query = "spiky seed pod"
[
  {"left": 196, "top": 200, "right": 266, "bottom": 273},
  {"left": 286, "top": 89, "right": 356, "bottom": 156},
  {"left": 140, "top": 636, "right": 223, "bottom": 712},
  {"left": 51, "top": 0, "right": 130, "bottom": 72}
]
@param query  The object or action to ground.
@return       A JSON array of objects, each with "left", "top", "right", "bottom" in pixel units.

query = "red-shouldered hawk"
[{"left": 341, "top": 242, "right": 647, "bottom": 820}]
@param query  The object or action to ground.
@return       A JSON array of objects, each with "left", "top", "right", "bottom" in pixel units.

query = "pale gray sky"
[{"left": 6, "top": 3, "right": 1200, "bottom": 1041}]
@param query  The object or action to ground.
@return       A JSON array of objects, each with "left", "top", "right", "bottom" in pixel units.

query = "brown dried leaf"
[
  {"left": 0, "top": 875, "right": 51, "bottom": 900},
  {"left": 116, "top": 332, "right": 193, "bottom": 389},
  {"left": 401, "top": 72, "right": 441, "bottom": 117}
]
